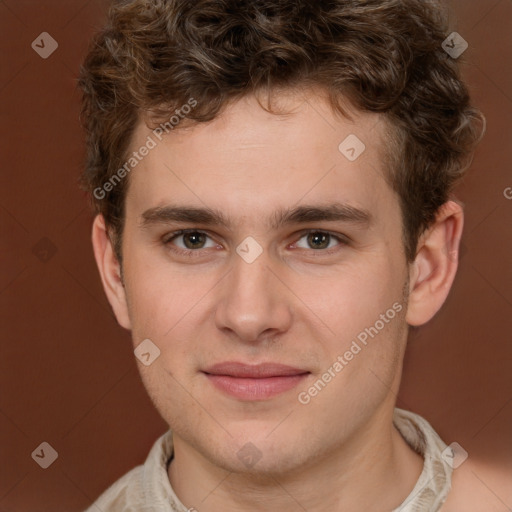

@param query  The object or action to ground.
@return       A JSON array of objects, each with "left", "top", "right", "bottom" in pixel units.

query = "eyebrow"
[{"left": 140, "top": 202, "right": 372, "bottom": 230}]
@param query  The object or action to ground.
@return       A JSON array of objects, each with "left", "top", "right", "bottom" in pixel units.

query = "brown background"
[{"left": 1, "top": 0, "right": 511, "bottom": 510}]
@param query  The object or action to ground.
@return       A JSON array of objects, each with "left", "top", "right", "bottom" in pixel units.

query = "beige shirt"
[{"left": 85, "top": 408, "right": 453, "bottom": 512}]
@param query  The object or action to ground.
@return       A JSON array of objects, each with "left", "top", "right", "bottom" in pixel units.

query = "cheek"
[
  {"left": 298, "top": 254, "right": 405, "bottom": 342},
  {"left": 123, "top": 248, "right": 205, "bottom": 339},
  {"left": 298, "top": 253, "right": 407, "bottom": 401},
  {"left": 137, "top": 360, "right": 208, "bottom": 436}
]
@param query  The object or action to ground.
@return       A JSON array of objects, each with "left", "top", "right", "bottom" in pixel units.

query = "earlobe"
[
  {"left": 405, "top": 200, "right": 464, "bottom": 327},
  {"left": 91, "top": 214, "right": 132, "bottom": 330}
]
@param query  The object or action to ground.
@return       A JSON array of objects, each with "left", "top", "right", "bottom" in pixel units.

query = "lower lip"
[{"left": 204, "top": 373, "right": 309, "bottom": 400}]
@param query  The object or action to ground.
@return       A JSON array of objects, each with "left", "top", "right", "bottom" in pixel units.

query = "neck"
[{"left": 168, "top": 405, "right": 423, "bottom": 512}]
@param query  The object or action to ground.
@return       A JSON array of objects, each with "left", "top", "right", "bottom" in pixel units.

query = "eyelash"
[{"left": 162, "top": 229, "right": 349, "bottom": 258}]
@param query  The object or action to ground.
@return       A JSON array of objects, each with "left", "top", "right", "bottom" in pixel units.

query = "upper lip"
[{"left": 203, "top": 362, "right": 309, "bottom": 378}]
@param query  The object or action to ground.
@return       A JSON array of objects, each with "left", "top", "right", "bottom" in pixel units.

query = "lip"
[{"left": 202, "top": 362, "right": 310, "bottom": 400}]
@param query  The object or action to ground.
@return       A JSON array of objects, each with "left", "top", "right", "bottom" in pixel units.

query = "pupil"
[{"left": 308, "top": 232, "right": 329, "bottom": 249}]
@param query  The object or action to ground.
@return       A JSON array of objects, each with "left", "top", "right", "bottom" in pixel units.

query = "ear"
[
  {"left": 91, "top": 214, "right": 132, "bottom": 330},
  {"left": 406, "top": 200, "right": 464, "bottom": 327}
]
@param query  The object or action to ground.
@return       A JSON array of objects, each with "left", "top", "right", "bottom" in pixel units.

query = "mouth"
[{"left": 202, "top": 362, "right": 310, "bottom": 400}]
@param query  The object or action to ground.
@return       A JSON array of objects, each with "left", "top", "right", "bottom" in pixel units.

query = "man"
[{"left": 79, "top": 0, "right": 484, "bottom": 510}]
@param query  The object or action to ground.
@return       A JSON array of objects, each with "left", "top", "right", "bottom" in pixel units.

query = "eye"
[
  {"left": 294, "top": 230, "right": 347, "bottom": 251},
  {"left": 164, "top": 230, "right": 218, "bottom": 252}
]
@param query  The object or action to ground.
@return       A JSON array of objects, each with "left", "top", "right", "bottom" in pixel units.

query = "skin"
[{"left": 92, "top": 87, "right": 464, "bottom": 511}]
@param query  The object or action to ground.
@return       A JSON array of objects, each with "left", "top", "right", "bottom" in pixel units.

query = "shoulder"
[
  {"left": 83, "top": 431, "right": 175, "bottom": 512},
  {"left": 84, "top": 464, "right": 145, "bottom": 512},
  {"left": 440, "top": 461, "right": 508, "bottom": 512}
]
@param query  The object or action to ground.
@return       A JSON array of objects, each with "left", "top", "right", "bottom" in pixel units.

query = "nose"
[{"left": 214, "top": 246, "right": 293, "bottom": 345}]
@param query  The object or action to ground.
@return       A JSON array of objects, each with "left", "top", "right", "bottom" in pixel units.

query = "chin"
[
  {"left": 221, "top": 449, "right": 305, "bottom": 478},
  {"left": 204, "top": 429, "right": 312, "bottom": 477}
]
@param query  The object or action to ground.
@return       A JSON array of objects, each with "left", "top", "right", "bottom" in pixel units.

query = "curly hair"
[{"left": 78, "top": 0, "right": 485, "bottom": 264}]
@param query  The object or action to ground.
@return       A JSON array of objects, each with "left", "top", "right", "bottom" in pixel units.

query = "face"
[{"left": 116, "top": 89, "right": 412, "bottom": 474}]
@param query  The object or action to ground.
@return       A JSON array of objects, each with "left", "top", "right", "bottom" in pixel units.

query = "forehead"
[{"left": 124, "top": 89, "right": 396, "bottom": 229}]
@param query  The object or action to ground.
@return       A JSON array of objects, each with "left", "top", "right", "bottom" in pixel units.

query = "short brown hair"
[{"left": 78, "top": 0, "right": 485, "bottom": 264}]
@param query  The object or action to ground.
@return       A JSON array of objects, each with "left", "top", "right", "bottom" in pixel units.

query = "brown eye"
[
  {"left": 164, "top": 230, "right": 217, "bottom": 252},
  {"left": 295, "top": 231, "right": 346, "bottom": 251},
  {"left": 306, "top": 232, "right": 330, "bottom": 249},
  {"left": 182, "top": 231, "right": 207, "bottom": 249}
]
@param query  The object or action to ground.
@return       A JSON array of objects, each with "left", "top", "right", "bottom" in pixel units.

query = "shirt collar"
[{"left": 391, "top": 408, "right": 453, "bottom": 511}]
